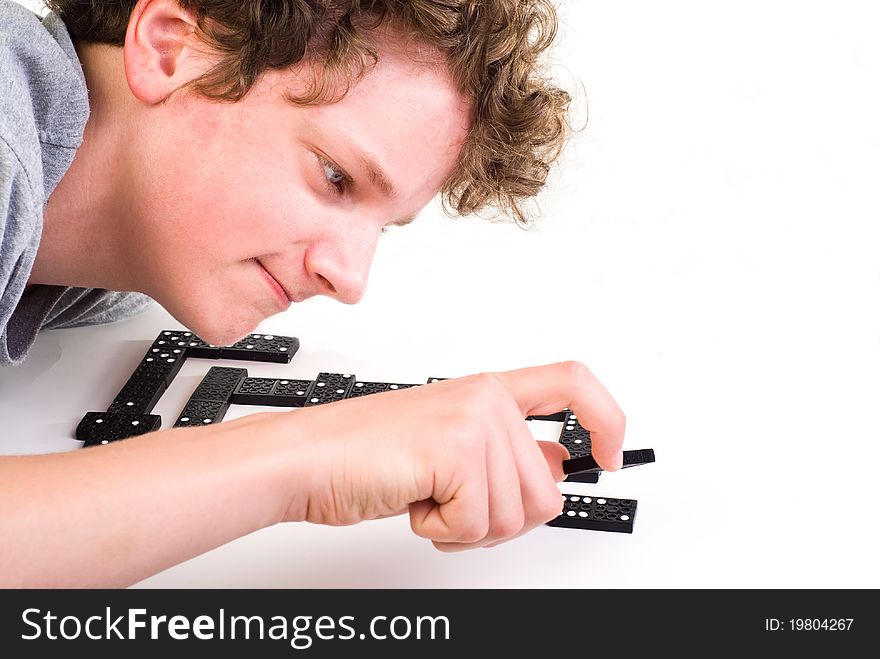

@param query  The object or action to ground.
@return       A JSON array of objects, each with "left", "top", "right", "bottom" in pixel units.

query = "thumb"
[{"left": 537, "top": 440, "right": 569, "bottom": 482}]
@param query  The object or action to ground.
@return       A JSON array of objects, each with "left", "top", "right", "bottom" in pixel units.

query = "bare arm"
[
  {"left": 0, "top": 411, "right": 296, "bottom": 587},
  {"left": 0, "top": 361, "right": 625, "bottom": 587}
]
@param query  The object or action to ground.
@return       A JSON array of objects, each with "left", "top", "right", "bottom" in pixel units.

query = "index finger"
[{"left": 491, "top": 360, "right": 626, "bottom": 471}]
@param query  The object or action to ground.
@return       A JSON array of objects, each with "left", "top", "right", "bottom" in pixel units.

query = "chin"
[{"left": 172, "top": 310, "right": 259, "bottom": 347}]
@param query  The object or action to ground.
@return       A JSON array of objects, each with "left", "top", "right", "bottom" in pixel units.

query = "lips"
[{"left": 256, "top": 259, "right": 293, "bottom": 309}]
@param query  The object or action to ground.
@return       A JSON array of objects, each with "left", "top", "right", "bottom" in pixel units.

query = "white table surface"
[{"left": 3, "top": 0, "right": 879, "bottom": 588}]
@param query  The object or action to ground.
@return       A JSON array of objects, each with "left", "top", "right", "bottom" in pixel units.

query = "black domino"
[
  {"left": 77, "top": 411, "right": 162, "bottom": 446},
  {"left": 622, "top": 448, "right": 656, "bottom": 468},
  {"left": 566, "top": 472, "right": 600, "bottom": 484},
  {"left": 562, "top": 449, "right": 656, "bottom": 476},
  {"left": 189, "top": 366, "right": 249, "bottom": 403},
  {"left": 547, "top": 494, "right": 637, "bottom": 533},
  {"left": 145, "top": 341, "right": 188, "bottom": 363},
  {"left": 559, "top": 410, "right": 591, "bottom": 456},
  {"left": 174, "top": 400, "right": 230, "bottom": 427},
  {"left": 425, "top": 377, "right": 448, "bottom": 384},
  {"left": 219, "top": 333, "right": 299, "bottom": 363},
  {"left": 154, "top": 329, "right": 220, "bottom": 359},
  {"left": 151, "top": 329, "right": 301, "bottom": 363},
  {"left": 522, "top": 409, "right": 593, "bottom": 479},
  {"left": 556, "top": 410, "right": 600, "bottom": 483},
  {"left": 107, "top": 378, "right": 166, "bottom": 414},
  {"left": 271, "top": 379, "right": 312, "bottom": 407},
  {"left": 303, "top": 373, "right": 356, "bottom": 406},
  {"left": 172, "top": 367, "right": 248, "bottom": 428},
  {"left": 525, "top": 410, "right": 569, "bottom": 422},
  {"left": 347, "top": 381, "right": 418, "bottom": 398},
  {"left": 230, "top": 377, "right": 312, "bottom": 407},
  {"left": 131, "top": 348, "right": 186, "bottom": 386},
  {"left": 230, "top": 377, "right": 280, "bottom": 406}
]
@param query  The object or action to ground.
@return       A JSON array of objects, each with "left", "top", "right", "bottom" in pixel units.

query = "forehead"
[{"left": 289, "top": 41, "right": 472, "bottom": 198}]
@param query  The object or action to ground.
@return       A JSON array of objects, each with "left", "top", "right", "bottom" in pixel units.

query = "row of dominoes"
[
  {"left": 172, "top": 370, "right": 441, "bottom": 427},
  {"left": 74, "top": 341, "right": 443, "bottom": 446},
  {"left": 74, "top": 368, "right": 441, "bottom": 444},
  {"left": 74, "top": 331, "right": 640, "bottom": 533},
  {"left": 74, "top": 330, "right": 298, "bottom": 445}
]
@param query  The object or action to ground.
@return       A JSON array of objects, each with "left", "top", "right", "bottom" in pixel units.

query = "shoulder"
[
  {"left": 0, "top": 134, "right": 43, "bottom": 366},
  {"left": 0, "top": 3, "right": 88, "bottom": 200},
  {"left": 0, "top": 109, "right": 42, "bottom": 327},
  {"left": 0, "top": 0, "right": 38, "bottom": 24},
  {"left": 0, "top": 135, "right": 40, "bottom": 237},
  {"left": 0, "top": 136, "right": 41, "bottom": 306}
]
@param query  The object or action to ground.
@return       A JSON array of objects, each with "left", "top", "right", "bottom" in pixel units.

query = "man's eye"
[{"left": 319, "top": 156, "right": 349, "bottom": 195}]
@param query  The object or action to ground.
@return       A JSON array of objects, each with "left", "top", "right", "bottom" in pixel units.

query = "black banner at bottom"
[{"left": 0, "top": 589, "right": 873, "bottom": 655}]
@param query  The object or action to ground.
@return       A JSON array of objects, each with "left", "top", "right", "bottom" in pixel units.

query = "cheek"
[
  {"left": 144, "top": 140, "right": 301, "bottom": 262},
  {"left": 134, "top": 98, "right": 330, "bottom": 287}
]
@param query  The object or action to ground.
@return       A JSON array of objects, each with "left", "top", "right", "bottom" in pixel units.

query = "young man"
[{"left": 0, "top": 0, "right": 625, "bottom": 587}]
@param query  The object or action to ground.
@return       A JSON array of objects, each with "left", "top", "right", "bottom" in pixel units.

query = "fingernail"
[{"left": 613, "top": 451, "right": 624, "bottom": 471}]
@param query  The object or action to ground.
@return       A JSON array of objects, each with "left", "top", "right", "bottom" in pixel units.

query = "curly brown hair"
[{"left": 45, "top": 0, "right": 572, "bottom": 225}]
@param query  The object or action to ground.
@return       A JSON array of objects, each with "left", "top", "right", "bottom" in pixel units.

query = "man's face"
[{"left": 125, "top": 41, "right": 471, "bottom": 345}]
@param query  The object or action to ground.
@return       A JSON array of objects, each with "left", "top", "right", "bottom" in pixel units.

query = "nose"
[{"left": 305, "top": 231, "right": 378, "bottom": 304}]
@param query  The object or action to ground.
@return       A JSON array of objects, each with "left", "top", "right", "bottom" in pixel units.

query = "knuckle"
[
  {"left": 609, "top": 408, "right": 627, "bottom": 437},
  {"left": 470, "top": 371, "right": 502, "bottom": 390},
  {"left": 493, "top": 513, "right": 525, "bottom": 539},
  {"left": 538, "top": 489, "right": 565, "bottom": 521},
  {"left": 558, "top": 359, "right": 590, "bottom": 383},
  {"left": 457, "top": 518, "right": 489, "bottom": 544},
  {"left": 458, "top": 378, "right": 501, "bottom": 417}
]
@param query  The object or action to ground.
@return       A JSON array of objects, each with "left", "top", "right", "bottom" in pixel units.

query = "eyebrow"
[
  {"left": 354, "top": 146, "right": 398, "bottom": 199},
  {"left": 329, "top": 134, "right": 413, "bottom": 226}
]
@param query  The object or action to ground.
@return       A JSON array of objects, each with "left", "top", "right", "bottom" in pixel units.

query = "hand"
[{"left": 269, "top": 361, "right": 625, "bottom": 551}]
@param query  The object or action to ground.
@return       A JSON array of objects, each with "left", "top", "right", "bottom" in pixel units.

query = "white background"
[{"left": 4, "top": 0, "right": 879, "bottom": 587}]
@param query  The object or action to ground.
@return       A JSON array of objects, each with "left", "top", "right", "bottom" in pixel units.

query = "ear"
[{"left": 123, "top": 0, "right": 206, "bottom": 104}]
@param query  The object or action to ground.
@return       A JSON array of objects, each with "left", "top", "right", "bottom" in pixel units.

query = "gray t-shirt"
[{"left": 0, "top": 1, "right": 152, "bottom": 366}]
